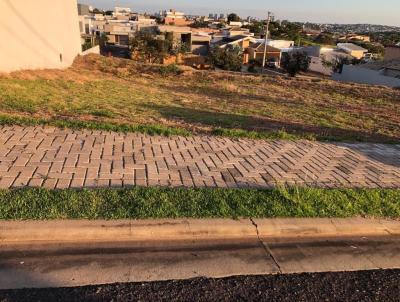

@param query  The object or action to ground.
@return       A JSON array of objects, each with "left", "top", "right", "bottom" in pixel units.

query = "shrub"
[
  {"left": 209, "top": 45, "right": 243, "bottom": 71},
  {"left": 156, "top": 64, "right": 183, "bottom": 77},
  {"left": 281, "top": 51, "right": 310, "bottom": 77}
]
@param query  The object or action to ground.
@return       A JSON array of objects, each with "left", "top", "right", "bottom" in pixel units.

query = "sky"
[{"left": 79, "top": 0, "right": 400, "bottom": 27}]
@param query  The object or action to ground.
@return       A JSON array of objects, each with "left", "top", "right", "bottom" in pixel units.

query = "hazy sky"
[{"left": 79, "top": 0, "right": 400, "bottom": 26}]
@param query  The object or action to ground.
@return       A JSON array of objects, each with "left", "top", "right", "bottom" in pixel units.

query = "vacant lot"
[{"left": 0, "top": 54, "right": 399, "bottom": 142}]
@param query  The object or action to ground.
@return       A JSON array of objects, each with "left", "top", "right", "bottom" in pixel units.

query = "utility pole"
[{"left": 262, "top": 11, "right": 272, "bottom": 70}]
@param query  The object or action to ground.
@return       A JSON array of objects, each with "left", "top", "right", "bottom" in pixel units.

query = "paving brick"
[
  {"left": 43, "top": 178, "right": 57, "bottom": 189},
  {"left": 0, "top": 126, "right": 399, "bottom": 190},
  {"left": 56, "top": 179, "right": 71, "bottom": 189},
  {"left": 0, "top": 177, "right": 16, "bottom": 188},
  {"left": 29, "top": 178, "right": 44, "bottom": 187}
]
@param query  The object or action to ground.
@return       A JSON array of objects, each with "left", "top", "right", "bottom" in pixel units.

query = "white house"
[{"left": 0, "top": 0, "right": 81, "bottom": 72}]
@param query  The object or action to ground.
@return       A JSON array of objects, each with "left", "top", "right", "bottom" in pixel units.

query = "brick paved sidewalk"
[{"left": 0, "top": 126, "right": 399, "bottom": 189}]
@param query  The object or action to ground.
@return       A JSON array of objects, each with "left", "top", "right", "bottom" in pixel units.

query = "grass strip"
[
  {"left": 211, "top": 128, "right": 317, "bottom": 141},
  {"left": 1, "top": 114, "right": 370, "bottom": 142},
  {"left": 0, "top": 187, "right": 399, "bottom": 220},
  {"left": 0, "top": 114, "right": 191, "bottom": 137},
  {"left": 0, "top": 114, "right": 312, "bottom": 141}
]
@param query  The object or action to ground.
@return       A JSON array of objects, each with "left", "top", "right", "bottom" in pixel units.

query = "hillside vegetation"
[{"left": 0, "top": 54, "right": 399, "bottom": 143}]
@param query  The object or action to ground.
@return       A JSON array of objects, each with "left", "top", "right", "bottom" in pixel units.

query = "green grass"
[
  {"left": 212, "top": 128, "right": 317, "bottom": 141},
  {"left": 0, "top": 55, "right": 399, "bottom": 143},
  {"left": 0, "top": 114, "right": 191, "bottom": 137},
  {"left": 0, "top": 187, "right": 399, "bottom": 220}
]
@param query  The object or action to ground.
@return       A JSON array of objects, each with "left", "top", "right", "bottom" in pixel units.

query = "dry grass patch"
[{"left": 0, "top": 54, "right": 399, "bottom": 142}]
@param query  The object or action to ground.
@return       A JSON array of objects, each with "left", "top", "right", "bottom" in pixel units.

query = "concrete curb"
[{"left": 1, "top": 218, "right": 399, "bottom": 244}]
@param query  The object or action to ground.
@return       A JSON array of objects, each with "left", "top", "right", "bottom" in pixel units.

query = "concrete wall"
[
  {"left": 384, "top": 47, "right": 400, "bottom": 60},
  {"left": 82, "top": 45, "right": 100, "bottom": 56},
  {"left": 332, "top": 65, "right": 400, "bottom": 88},
  {"left": 309, "top": 57, "right": 333, "bottom": 76},
  {"left": 0, "top": 0, "right": 82, "bottom": 72}
]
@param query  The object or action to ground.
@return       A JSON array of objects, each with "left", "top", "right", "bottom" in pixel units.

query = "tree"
[
  {"left": 314, "top": 33, "right": 336, "bottom": 46},
  {"left": 209, "top": 45, "right": 243, "bottom": 71},
  {"left": 92, "top": 8, "right": 103, "bottom": 14},
  {"left": 190, "top": 20, "right": 210, "bottom": 28},
  {"left": 129, "top": 32, "right": 171, "bottom": 63},
  {"left": 270, "top": 21, "right": 302, "bottom": 41},
  {"left": 227, "top": 13, "right": 240, "bottom": 23},
  {"left": 129, "top": 32, "right": 190, "bottom": 63},
  {"left": 281, "top": 51, "right": 310, "bottom": 77},
  {"left": 243, "top": 21, "right": 265, "bottom": 35}
]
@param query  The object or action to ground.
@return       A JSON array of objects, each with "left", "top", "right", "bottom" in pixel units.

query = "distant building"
[
  {"left": 77, "top": 3, "right": 92, "bottom": 16},
  {"left": 384, "top": 45, "right": 400, "bottom": 60},
  {"left": 114, "top": 7, "right": 131, "bottom": 16},
  {"left": 0, "top": 0, "right": 81, "bottom": 72},
  {"left": 337, "top": 43, "right": 368, "bottom": 60},
  {"left": 338, "top": 34, "right": 371, "bottom": 43},
  {"left": 219, "top": 27, "right": 253, "bottom": 38},
  {"left": 229, "top": 21, "right": 243, "bottom": 27},
  {"left": 164, "top": 9, "right": 190, "bottom": 26}
]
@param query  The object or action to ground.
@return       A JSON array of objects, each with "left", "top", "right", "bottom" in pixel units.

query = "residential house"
[
  {"left": 104, "top": 21, "right": 135, "bottom": 46},
  {"left": 158, "top": 25, "right": 192, "bottom": 48},
  {"left": 384, "top": 45, "right": 400, "bottom": 60},
  {"left": 212, "top": 36, "right": 252, "bottom": 50},
  {"left": 0, "top": 0, "right": 81, "bottom": 72},
  {"left": 337, "top": 43, "right": 368, "bottom": 59},
  {"left": 264, "top": 39, "right": 294, "bottom": 49},
  {"left": 191, "top": 34, "right": 212, "bottom": 56},
  {"left": 244, "top": 39, "right": 295, "bottom": 66},
  {"left": 246, "top": 42, "right": 282, "bottom": 66},
  {"left": 332, "top": 59, "right": 400, "bottom": 88},
  {"left": 211, "top": 36, "right": 253, "bottom": 64},
  {"left": 298, "top": 46, "right": 353, "bottom": 76},
  {"left": 79, "top": 15, "right": 94, "bottom": 35},
  {"left": 92, "top": 14, "right": 107, "bottom": 34}
]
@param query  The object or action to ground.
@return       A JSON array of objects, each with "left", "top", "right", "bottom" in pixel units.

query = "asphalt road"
[
  {"left": 1, "top": 236, "right": 400, "bottom": 290},
  {"left": 1, "top": 269, "right": 399, "bottom": 302}
]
